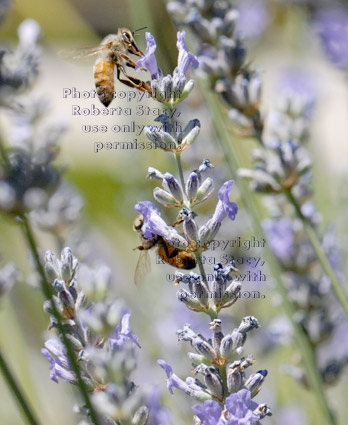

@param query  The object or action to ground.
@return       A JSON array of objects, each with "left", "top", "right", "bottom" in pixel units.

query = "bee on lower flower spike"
[{"left": 133, "top": 214, "right": 196, "bottom": 286}]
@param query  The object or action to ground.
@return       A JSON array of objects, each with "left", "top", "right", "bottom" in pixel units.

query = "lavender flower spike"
[
  {"left": 176, "top": 31, "right": 199, "bottom": 74},
  {"left": 137, "top": 32, "right": 160, "bottom": 79}
]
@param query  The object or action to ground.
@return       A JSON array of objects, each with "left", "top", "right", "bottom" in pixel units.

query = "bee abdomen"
[{"left": 94, "top": 59, "right": 115, "bottom": 107}]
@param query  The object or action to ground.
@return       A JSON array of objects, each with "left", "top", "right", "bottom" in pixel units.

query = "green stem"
[
  {"left": 201, "top": 86, "right": 336, "bottom": 425},
  {"left": 285, "top": 189, "right": 348, "bottom": 318},
  {"left": 0, "top": 136, "right": 10, "bottom": 168},
  {"left": 20, "top": 215, "right": 101, "bottom": 425},
  {"left": 0, "top": 349, "right": 41, "bottom": 425},
  {"left": 194, "top": 250, "right": 209, "bottom": 290},
  {"left": 175, "top": 152, "right": 186, "bottom": 193}
]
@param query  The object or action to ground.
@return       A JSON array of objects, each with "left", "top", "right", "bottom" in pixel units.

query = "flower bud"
[
  {"left": 195, "top": 178, "right": 214, "bottom": 204},
  {"left": 186, "top": 171, "right": 201, "bottom": 201},
  {"left": 179, "top": 79, "right": 195, "bottom": 103},
  {"left": 227, "top": 363, "right": 244, "bottom": 393},
  {"left": 164, "top": 229, "right": 188, "bottom": 250},
  {"left": 220, "top": 334, "right": 234, "bottom": 359},
  {"left": 146, "top": 167, "right": 163, "bottom": 180},
  {"left": 163, "top": 173, "right": 184, "bottom": 203},
  {"left": 181, "top": 208, "right": 199, "bottom": 243},
  {"left": 204, "top": 367, "right": 224, "bottom": 399},
  {"left": 177, "top": 289, "right": 202, "bottom": 311},
  {"left": 193, "top": 338, "right": 216, "bottom": 360},
  {"left": 244, "top": 370, "right": 268, "bottom": 397},
  {"left": 44, "top": 251, "right": 59, "bottom": 283},
  {"left": 132, "top": 406, "right": 149, "bottom": 425},
  {"left": 153, "top": 187, "right": 178, "bottom": 207},
  {"left": 222, "top": 280, "right": 242, "bottom": 306},
  {"left": 144, "top": 126, "right": 176, "bottom": 151},
  {"left": 177, "top": 119, "right": 201, "bottom": 152},
  {"left": 172, "top": 68, "right": 186, "bottom": 99}
]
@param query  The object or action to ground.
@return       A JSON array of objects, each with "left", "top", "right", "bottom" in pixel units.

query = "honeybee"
[
  {"left": 66, "top": 27, "right": 152, "bottom": 107},
  {"left": 133, "top": 214, "right": 196, "bottom": 286}
]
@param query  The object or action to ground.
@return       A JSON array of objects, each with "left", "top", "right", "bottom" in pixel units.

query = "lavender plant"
[
  {"left": 0, "top": 17, "right": 170, "bottom": 425},
  {"left": 42, "top": 247, "right": 164, "bottom": 425},
  {"left": 133, "top": 30, "right": 272, "bottom": 424},
  {"left": 165, "top": 1, "right": 347, "bottom": 424}
]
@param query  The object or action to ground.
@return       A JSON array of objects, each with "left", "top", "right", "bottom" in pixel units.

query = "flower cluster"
[
  {"left": 158, "top": 318, "right": 271, "bottom": 424},
  {"left": 134, "top": 28, "right": 271, "bottom": 424},
  {"left": 167, "top": 0, "right": 262, "bottom": 134},
  {"left": 0, "top": 15, "right": 172, "bottom": 425},
  {"left": 239, "top": 73, "right": 348, "bottom": 386},
  {"left": 137, "top": 30, "right": 198, "bottom": 106},
  {"left": 0, "top": 19, "right": 64, "bottom": 217},
  {"left": 166, "top": 2, "right": 348, "bottom": 422},
  {"left": 42, "top": 247, "right": 169, "bottom": 425}
]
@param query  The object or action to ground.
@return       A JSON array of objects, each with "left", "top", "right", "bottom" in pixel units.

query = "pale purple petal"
[
  {"left": 225, "top": 389, "right": 260, "bottom": 424},
  {"left": 135, "top": 201, "right": 169, "bottom": 239},
  {"left": 316, "top": 9, "right": 348, "bottom": 69},
  {"left": 137, "top": 32, "right": 160, "bottom": 79},
  {"left": 212, "top": 180, "right": 238, "bottom": 223},
  {"left": 176, "top": 31, "right": 199, "bottom": 74},
  {"left": 192, "top": 400, "right": 223, "bottom": 425},
  {"left": 110, "top": 311, "right": 140, "bottom": 348},
  {"left": 41, "top": 348, "right": 59, "bottom": 383},
  {"left": 148, "top": 386, "right": 172, "bottom": 425},
  {"left": 157, "top": 359, "right": 191, "bottom": 396}
]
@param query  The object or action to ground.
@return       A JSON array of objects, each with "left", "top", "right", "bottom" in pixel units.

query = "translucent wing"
[
  {"left": 134, "top": 249, "right": 151, "bottom": 286},
  {"left": 59, "top": 42, "right": 113, "bottom": 61}
]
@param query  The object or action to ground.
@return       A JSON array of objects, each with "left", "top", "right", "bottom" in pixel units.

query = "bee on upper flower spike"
[{"left": 64, "top": 27, "right": 152, "bottom": 107}]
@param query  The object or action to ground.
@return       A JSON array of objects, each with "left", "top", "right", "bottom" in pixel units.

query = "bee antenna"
[{"left": 133, "top": 26, "right": 148, "bottom": 36}]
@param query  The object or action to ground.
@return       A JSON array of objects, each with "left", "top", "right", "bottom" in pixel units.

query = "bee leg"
[
  {"left": 116, "top": 66, "right": 152, "bottom": 94},
  {"left": 119, "top": 53, "right": 146, "bottom": 71}
]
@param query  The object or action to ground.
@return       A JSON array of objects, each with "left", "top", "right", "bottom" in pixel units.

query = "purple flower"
[
  {"left": 263, "top": 217, "right": 294, "bottom": 260},
  {"left": 148, "top": 386, "right": 172, "bottom": 425},
  {"left": 278, "top": 69, "right": 316, "bottom": 117},
  {"left": 193, "top": 390, "right": 259, "bottom": 425},
  {"left": 199, "top": 180, "right": 238, "bottom": 245},
  {"left": 316, "top": 9, "right": 348, "bottom": 68},
  {"left": 176, "top": 31, "right": 199, "bottom": 74},
  {"left": 135, "top": 201, "right": 169, "bottom": 239},
  {"left": 137, "top": 32, "right": 160, "bottom": 79},
  {"left": 236, "top": 0, "right": 270, "bottom": 39},
  {"left": 109, "top": 311, "right": 140, "bottom": 349},
  {"left": 135, "top": 201, "right": 188, "bottom": 249},
  {"left": 41, "top": 339, "right": 75, "bottom": 383},
  {"left": 192, "top": 400, "right": 223, "bottom": 425},
  {"left": 224, "top": 389, "right": 260, "bottom": 424},
  {"left": 157, "top": 359, "right": 191, "bottom": 396},
  {"left": 212, "top": 180, "right": 238, "bottom": 223}
]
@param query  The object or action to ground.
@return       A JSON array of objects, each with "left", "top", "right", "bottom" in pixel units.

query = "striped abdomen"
[{"left": 94, "top": 59, "right": 115, "bottom": 107}]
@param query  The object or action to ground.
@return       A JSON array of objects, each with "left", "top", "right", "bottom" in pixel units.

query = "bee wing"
[
  {"left": 134, "top": 250, "right": 151, "bottom": 286},
  {"left": 59, "top": 42, "right": 113, "bottom": 62}
]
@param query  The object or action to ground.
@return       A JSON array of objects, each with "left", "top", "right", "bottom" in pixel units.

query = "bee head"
[{"left": 119, "top": 27, "right": 145, "bottom": 57}]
